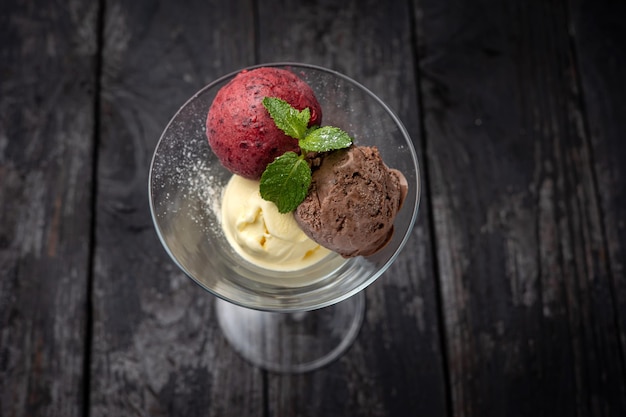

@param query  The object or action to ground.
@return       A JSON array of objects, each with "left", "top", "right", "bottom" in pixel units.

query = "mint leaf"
[
  {"left": 300, "top": 126, "right": 353, "bottom": 153},
  {"left": 260, "top": 152, "right": 312, "bottom": 214},
  {"left": 263, "top": 97, "right": 310, "bottom": 140}
]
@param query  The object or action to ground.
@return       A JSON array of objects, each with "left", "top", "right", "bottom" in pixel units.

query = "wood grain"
[
  {"left": 572, "top": 1, "right": 626, "bottom": 409},
  {"left": 2, "top": 0, "right": 624, "bottom": 416},
  {"left": 257, "top": 0, "right": 449, "bottom": 416},
  {"left": 89, "top": 1, "right": 264, "bottom": 416},
  {"left": 416, "top": 0, "right": 626, "bottom": 415},
  {"left": 0, "top": 0, "right": 97, "bottom": 415}
]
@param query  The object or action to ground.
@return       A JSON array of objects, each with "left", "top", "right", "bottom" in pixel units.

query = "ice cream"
[
  {"left": 294, "top": 146, "right": 408, "bottom": 258},
  {"left": 206, "top": 67, "right": 322, "bottom": 180},
  {"left": 207, "top": 66, "right": 407, "bottom": 270},
  {"left": 221, "top": 174, "right": 332, "bottom": 271}
]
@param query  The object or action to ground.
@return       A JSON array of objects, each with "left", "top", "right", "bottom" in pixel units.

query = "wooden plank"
[
  {"left": 572, "top": 0, "right": 626, "bottom": 414},
  {"left": 89, "top": 1, "right": 264, "bottom": 416},
  {"left": 257, "top": 1, "right": 449, "bottom": 416},
  {"left": 416, "top": 0, "right": 626, "bottom": 415},
  {"left": 0, "top": 0, "right": 97, "bottom": 416}
]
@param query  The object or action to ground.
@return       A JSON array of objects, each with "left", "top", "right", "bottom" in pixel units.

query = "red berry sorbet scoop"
[{"left": 206, "top": 67, "right": 322, "bottom": 179}]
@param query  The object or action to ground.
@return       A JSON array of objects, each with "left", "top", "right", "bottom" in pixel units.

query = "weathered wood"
[
  {"left": 2, "top": 0, "right": 624, "bottom": 415},
  {"left": 572, "top": 4, "right": 626, "bottom": 414},
  {"left": 257, "top": 1, "right": 449, "bottom": 416},
  {"left": 89, "top": 1, "right": 263, "bottom": 416},
  {"left": 416, "top": 0, "right": 626, "bottom": 415},
  {"left": 0, "top": 0, "right": 97, "bottom": 416}
]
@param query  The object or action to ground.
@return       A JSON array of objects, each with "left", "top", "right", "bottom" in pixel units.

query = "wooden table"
[{"left": 1, "top": 0, "right": 625, "bottom": 416}]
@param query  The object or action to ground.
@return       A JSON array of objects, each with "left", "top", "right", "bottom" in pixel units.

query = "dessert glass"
[{"left": 149, "top": 63, "right": 420, "bottom": 372}]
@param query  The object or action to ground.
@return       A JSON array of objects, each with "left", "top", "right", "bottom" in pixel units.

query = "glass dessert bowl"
[{"left": 149, "top": 63, "right": 420, "bottom": 372}]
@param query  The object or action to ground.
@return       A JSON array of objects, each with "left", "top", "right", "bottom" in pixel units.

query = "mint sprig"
[{"left": 259, "top": 97, "right": 353, "bottom": 213}]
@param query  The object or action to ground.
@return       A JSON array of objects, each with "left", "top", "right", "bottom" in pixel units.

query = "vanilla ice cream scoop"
[{"left": 221, "top": 175, "right": 331, "bottom": 271}]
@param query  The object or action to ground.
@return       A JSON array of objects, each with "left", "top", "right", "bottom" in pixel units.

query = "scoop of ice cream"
[
  {"left": 294, "top": 146, "right": 407, "bottom": 258},
  {"left": 221, "top": 174, "right": 332, "bottom": 271},
  {"left": 206, "top": 67, "right": 322, "bottom": 180}
]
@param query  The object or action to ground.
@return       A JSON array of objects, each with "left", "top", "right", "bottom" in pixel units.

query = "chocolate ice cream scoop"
[{"left": 294, "top": 146, "right": 407, "bottom": 258}]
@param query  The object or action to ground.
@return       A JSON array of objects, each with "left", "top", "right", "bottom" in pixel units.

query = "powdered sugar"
[{"left": 183, "top": 156, "right": 223, "bottom": 229}]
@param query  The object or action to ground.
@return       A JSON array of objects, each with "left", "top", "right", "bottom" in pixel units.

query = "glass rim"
[{"left": 148, "top": 62, "right": 421, "bottom": 312}]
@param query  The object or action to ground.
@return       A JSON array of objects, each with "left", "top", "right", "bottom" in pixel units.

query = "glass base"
[{"left": 215, "top": 292, "right": 365, "bottom": 373}]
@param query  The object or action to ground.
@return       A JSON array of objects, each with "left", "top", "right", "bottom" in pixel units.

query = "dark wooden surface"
[{"left": 1, "top": 0, "right": 624, "bottom": 416}]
